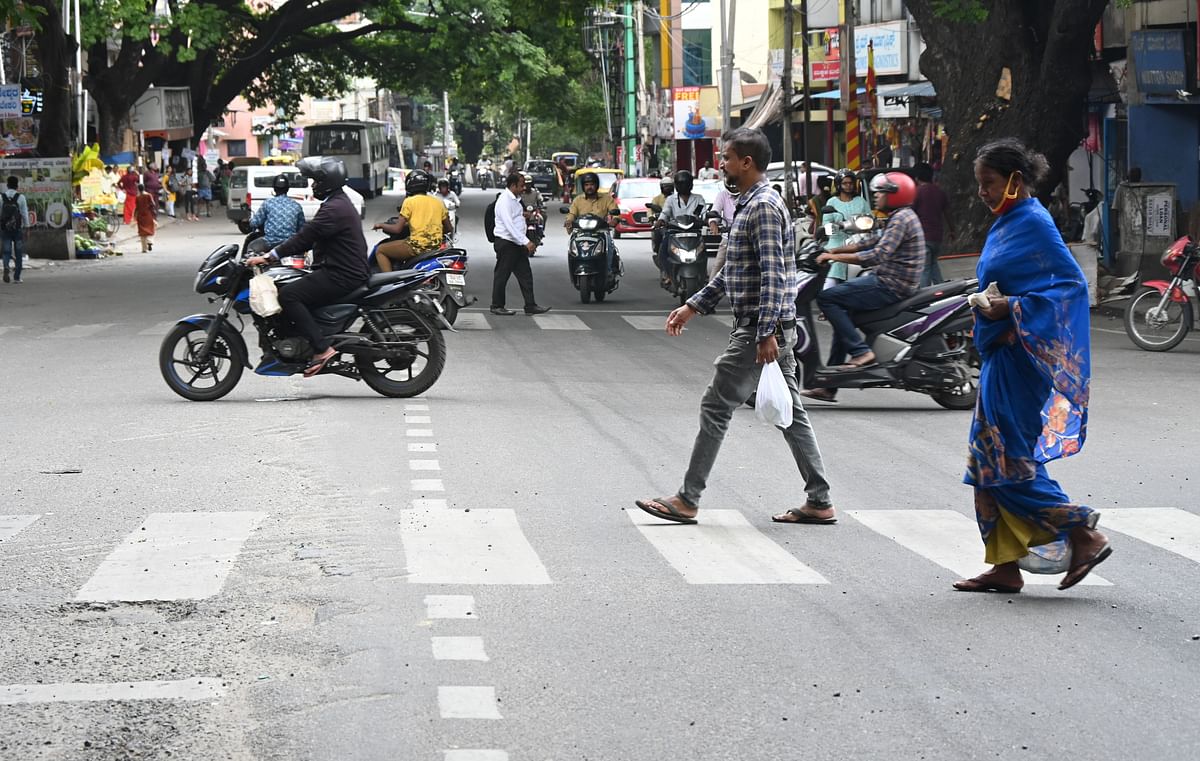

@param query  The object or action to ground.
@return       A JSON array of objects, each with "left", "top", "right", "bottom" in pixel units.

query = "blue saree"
[{"left": 965, "top": 198, "right": 1093, "bottom": 568}]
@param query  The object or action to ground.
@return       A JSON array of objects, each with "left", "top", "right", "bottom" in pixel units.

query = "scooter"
[
  {"left": 525, "top": 205, "right": 546, "bottom": 254},
  {"left": 793, "top": 216, "right": 981, "bottom": 409},
  {"left": 647, "top": 202, "right": 713, "bottom": 305},
  {"left": 561, "top": 208, "right": 622, "bottom": 304},
  {"left": 1123, "top": 235, "right": 1198, "bottom": 351},
  {"left": 446, "top": 167, "right": 464, "bottom": 195}
]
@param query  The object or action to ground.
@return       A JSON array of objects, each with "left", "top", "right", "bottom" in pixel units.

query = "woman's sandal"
[{"left": 303, "top": 350, "right": 336, "bottom": 378}]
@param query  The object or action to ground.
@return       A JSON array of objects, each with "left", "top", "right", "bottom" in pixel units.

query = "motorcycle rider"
[
  {"left": 245, "top": 157, "right": 371, "bottom": 378},
  {"left": 520, "top": 171, "right": 546, "bottom": 247},
  {"left": 249, "top": 174, "right": 305, "bottom": 248},
  {"left": 436, "top": 177, "right": 461, "bottom": 209},
  {"left": 564, "top": 171, "right": 620, "bottom": 277},
  {"left": 372, "top": 169, "right": 451, "bottom": 271},
  {"left": 803, "top": 171, "right": 926, "bottom": 401},
  {"left": 649, "top": 175, "right": 674, "bottom": 255},
  {"left": 654, "top": 169, "right": 707, "bottom": 285}
]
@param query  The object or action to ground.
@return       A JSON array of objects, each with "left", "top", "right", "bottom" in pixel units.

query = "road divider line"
[
  {"left": 437, "top": 686, "right": 502, "bottom": 719},
  {"left": 411, "top": 479, "right": 445, "bottom": 492},
  {"left": 412, "top": 499, "right": 448, "bottom": 511},
  {"left": 405, "top": 404, "right": 430, "bottom": 411},
  {"left": 406, "top": 415, "right": 432, "bottom": 424},
  {"left": 849, "top": 509, "right": 1110, "bottom": 586},
  {"left": 409, "top": 460, "right": 441, "bottom": 471},
  {"left": 0, "top": 678, "right": 224, "bottom": 705},
  {"left": 0, "top": 514, "right": 40, "bottom": 542},
  {"left": 408, "top": 442, "right": 438, "bottom": 452},
  {"left": 75, "top": 512, "right": 267, "bottom": 601},
  {"left": 1101, "top": 508, "right": 1200, "bottom": 564},
  {"left": 627, "top": 509, "right": 829, "bottom": 584},
  {"left": 444, "top": 751, "right": 509, "bottom": 761},
  {"left": 401, "top": 510, "right": 551, "bottom": 584},
  {"left": 425, "top": 595, "right": 476, "bottom": 619},
  {"left": 406, "top": 429, "right": 434, "bottom": 437},
  {"left": 432, "top": 636, "right": 489, "bottom": 661}
]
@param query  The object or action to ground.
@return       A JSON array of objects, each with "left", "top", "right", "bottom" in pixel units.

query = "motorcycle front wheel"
[
  {"left": 677, "top": 276, "right": 699, "bottom": 306},
  {"left": 159, "top": 323, "right": 244, "bottom": 401},
  {"left": 356, "top": 312, "right": 446, "bottom": 398},
  {"left": 1123, "top": 286, "right": 1192, "bottom": 351}
]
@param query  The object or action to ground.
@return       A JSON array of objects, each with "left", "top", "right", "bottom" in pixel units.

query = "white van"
[{"left": 226, "top": 165, "right": 365, "bottom": 230}]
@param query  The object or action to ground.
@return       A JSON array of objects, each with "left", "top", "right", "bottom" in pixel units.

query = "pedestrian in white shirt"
[{"left": 490, "top": 172, "right": 551, "bottom": 316}]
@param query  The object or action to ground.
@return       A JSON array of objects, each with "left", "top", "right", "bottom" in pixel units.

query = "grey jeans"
[{"left": 679, "top": 326, "right": 833, "bottom": 509}]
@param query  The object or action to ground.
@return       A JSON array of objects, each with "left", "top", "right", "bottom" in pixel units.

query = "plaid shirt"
[
  {"left": 858, "top": 207, "right": 926, "bottom": 297},
  {"left": 688, "top": 179, "right": 797, "bottom": 342}
]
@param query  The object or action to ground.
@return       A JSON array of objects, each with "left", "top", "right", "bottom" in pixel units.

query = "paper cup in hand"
[{"left": 967, "top": 281, "right": 1003, "bottom": 309}]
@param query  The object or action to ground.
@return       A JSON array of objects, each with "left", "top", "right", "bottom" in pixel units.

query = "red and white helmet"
[{"left": 868, "top": 171, "right": 917, "bottom": 209}]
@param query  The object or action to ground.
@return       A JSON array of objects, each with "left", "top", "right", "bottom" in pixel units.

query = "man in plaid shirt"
[
  {"left": 635, "top": 128, "right": 836, "bottom": 527},
  {"left": 806, "top": 172, "right": 926, "bottom": 405}
]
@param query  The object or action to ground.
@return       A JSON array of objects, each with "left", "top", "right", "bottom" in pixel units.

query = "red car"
[{"left": 611, "top": 177, "right": 662, "bottom": 237}]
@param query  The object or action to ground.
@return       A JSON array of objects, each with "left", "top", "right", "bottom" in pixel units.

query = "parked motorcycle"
[
  {"left": 1123, "top": 235, "right": 1198, "bottom": 351},
  {"left": 647, "top": 202, "right": 714, "bottom": 305},
  {"left": 159, "top": 232, "right": 449, "bottom": 402},
  {"left": 367, "top": 225, "right": 472, "bottom": 326},
  {"left": 561, "top": 208, "right": 622, "bottom": 303},
  {"left": 792, "top": 217, "right": 981, "bottom": 409}
]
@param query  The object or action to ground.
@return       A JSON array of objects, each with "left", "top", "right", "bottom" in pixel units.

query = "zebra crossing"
[
  {"left": 3, "top": 505, "right": 1199, "bottom": 599},
  {"left": 0, "top": 310, "right": 737, "bottom": 341}
]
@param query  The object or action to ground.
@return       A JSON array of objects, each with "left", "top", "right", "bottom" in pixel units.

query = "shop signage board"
[
  {"left": 673, "top": 87, "right": 713, "bottom": 139},
  {"left": 0, "top": 85, "right": 20, "bottom": 119},
  {"left": 1130, "top": 29, "right": 1190, "bottom": 94},
  {"left": 0, "top": 157, "right": 74, "bottom": 228}
]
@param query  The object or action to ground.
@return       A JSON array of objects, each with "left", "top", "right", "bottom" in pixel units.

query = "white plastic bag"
[
  {"left": 755, "top": 361, "right": 793, "bottom": 428},
  {"left": 249, "top": 271, "right": 282, "bottom": 317}
]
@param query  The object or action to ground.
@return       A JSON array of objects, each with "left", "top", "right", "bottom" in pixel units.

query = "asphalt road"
[{"left": 0, "top": 187, "right": 1198, "bottom": 761}]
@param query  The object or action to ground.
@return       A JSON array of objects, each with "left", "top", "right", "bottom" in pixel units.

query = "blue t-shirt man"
[{"left": 250, "top": 187, "right": 305, "bottom": 246}]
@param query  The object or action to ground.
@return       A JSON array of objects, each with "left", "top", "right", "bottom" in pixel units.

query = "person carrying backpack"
[{"left": 1, "top": 176, "right": 28, "bottom": 283}]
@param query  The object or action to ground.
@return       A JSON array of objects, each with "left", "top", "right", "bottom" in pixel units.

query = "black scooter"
[
  {"left": 793, "top": 216, "right": 980, "bottom": 409},
  {"left": 561, "top": 208, "right": 622, "bottom": 304},
  {"left": 647, "top": 203, "right": 716, "bottom": 305}
]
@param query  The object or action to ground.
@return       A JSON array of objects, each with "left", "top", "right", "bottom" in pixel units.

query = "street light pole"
[
  {"left": 718, "top": 0, "right": 736, "bottom": 135},
  {"left": 781, "top": 0, "right": 795, "bottom": 209},
  {"left": 624, "top": 1, "right": 637, "bottom": 175}
]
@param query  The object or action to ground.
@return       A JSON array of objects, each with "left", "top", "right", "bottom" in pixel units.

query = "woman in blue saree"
[{"left": 953, "top": 139, "right": 1112, "bottom": 594}]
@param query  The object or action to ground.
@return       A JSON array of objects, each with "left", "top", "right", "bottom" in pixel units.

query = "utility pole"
[
  {"left": 800, "top": 0, "right": 812, "bottom": 201},
  {"left": 781, "top": 0, "right": 795, "bottom": 209},
  {"left": 840, "top": 0, "right": 860, "bottom": 170},
  {"left": 718, "top": 0, "right": 736, "bottom": 135},
  {"left": 624, "top": 1, "right": 637, "bottom": 176},
  {"left": 442, "top": 90, "right": 452, "bottom": 162}
]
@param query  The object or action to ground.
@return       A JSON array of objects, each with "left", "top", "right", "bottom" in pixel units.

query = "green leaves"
[{"left": 930, "top": 0, "right": 989, "bottom": 23}]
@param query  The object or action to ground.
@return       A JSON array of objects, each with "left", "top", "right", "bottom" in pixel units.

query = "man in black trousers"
[{"left": 490, "top": 172, "right": 550, "bottom": 316}]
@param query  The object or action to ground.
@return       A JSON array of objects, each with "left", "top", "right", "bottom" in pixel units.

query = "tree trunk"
[
  {"left": 906, "top": 0, "right": 1109, "bottom": 252},
  {"left": 28, "top": 0, "right": 73, "bottom": 157}
]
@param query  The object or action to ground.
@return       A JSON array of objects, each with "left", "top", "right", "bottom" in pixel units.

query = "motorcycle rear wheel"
[
  {"left": 930, "top": 335, "right": 981, "bottom": 411},
  {"left": 356, "top": 312, "right": 446, "bottom": 398},
  {"left": 441, "top": 298, "right": 460, "bottom": 326},
  {"left": 159, "top": 323, "right": 244, "bottom": 401},
  {"left": 1123, "top": 286, "right": 1192, "bottom": 351}
]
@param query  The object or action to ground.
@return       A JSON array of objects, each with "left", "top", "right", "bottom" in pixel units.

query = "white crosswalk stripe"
[
  {"left": 628, "top": 509, "right": 829, "bottom": 584},
  {"left": 75, "top": 512, "right": 266, "bottom": 602},
  {"left": 47, "top": 323, "right": 115, "bottom": 339},
  {"left": 622, "top": 315, "right": 668, "bottom": 331},
  {"left": 138, "top": 320, "right": 178, "bottom": 336},
  {"left": 0, "top": 326, "right": 23, "bottom": 337},
  {"left": 0, "top": 514, "right": 40, "bottom": 542},
  {"left": 1101, "top": 508, "right": 1200, "bottom": 564},
  {"left": 532, "top": 314, "right": 590, "bottom": 330},
  {"left": 849, "top": 509, "right": 1111, "bottom": 586},
  {"left": 399, "top": 510, "right": 551, "bottom": 584}
]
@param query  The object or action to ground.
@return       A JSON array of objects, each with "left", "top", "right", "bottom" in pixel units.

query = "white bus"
[{"left": 302, "top": 120, "right": 389, "bottom": 198}]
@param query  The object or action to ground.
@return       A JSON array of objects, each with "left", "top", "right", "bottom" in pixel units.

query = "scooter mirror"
[
  {"left": 821, "top": 206, "right": 837, "bottom": 215},
  {"left": 852, "top": 215, "right": 875, "bottom": 231},
  {"left": 646, "top": 202, "right": 662, "bottom": 214},
  {"left": 559, "top": 205, "right": 570, "bottom": 214},
  {"left": 822, "top": 223, "right": 837, "bottom": 238}
]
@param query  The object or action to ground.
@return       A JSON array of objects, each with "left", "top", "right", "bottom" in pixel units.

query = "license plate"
[{"left": 446, "top": 273, "right": 466, "bottom": 285}]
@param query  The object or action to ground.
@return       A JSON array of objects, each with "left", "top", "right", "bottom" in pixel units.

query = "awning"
[
  {"left": 879, "top": 81, "right": 936, "bottom": 98},
  {"left": 808, "top": 87, "right": 866, "bottom": 100}
]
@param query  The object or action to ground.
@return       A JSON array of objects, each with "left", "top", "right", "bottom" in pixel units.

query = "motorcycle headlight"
[
  {"left": 672, "top": 245, "right": 696, "bottom": 264},
  {"left": 579, "top": 218, "right": 599, "bottom": 231}
]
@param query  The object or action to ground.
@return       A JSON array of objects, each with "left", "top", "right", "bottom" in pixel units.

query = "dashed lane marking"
[
  {"left": 432, "top": 636, "right": 490, "bottom": 661},
  {"left": 437, "top": 686, "right": 502, "bottom": 719},
  {"left": 406, "top": 429, "right": 434, "bottom": 437},
  {"left": 405, "top": 403, "right": 430, "bottom": 411},
  {"left": 411, "top": 479, "right": 445, "bottom": 491},
  {"left": 75, "top": 512, "right": 267, "bottom": 602},
  {"left": 408, "top": 442, "right": 437, "bottom": 452},
  {"left": 412, "top": 499, "right": 448, "bottom": 510},
  {"left": 1101, "top": 508, "right": 1200, "bottom": 565},
  {"left": 409, "top": 460, "right": 441, "bottom": 471},
  {"left": 0, "top": 514, "right": 40, "bottom": 542},
  {"left": 405, "top": 415, "right": 433, "bottom": 424},
  {"left": 0, "top": 678, "right": 224, "bottom": 705},
  {"left": 849, "top": 509, "right": 1111, "bottom": 586},
  {"left": 424, "top": 595, "right": 476, "bottom": 619},
  {"left": 401, "top": 510, "right": 551, "bottom": 584},
  {"left": 444, "top": 751, "right": 509, "bottom": 761},
  {"left": 627, "top": 509, "right": 829, "bottom": 584}
]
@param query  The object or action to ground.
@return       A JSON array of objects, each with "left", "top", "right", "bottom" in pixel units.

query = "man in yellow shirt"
[
  {"left": 372, "top": 170, "right": 451, "bottom": 272},
  {"left": 564, "top": 171, "right": 621, "bottom": 277}
]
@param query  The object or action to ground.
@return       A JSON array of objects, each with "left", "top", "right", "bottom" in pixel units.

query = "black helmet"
[
  {"left": 673, "top": 169, "right": 694, "bottom": 194},
  {"left": 437, "top": 178, "right": 450, "bottom": 189},
  {"left": 296, "top": 156, "right": 346, "bottom": 199},
  {"left": 834, "top": 168, "right": 857, "bottom": 189},
  {"left": 578, "top": 171, "right": 600, "bottom": 189},
  {"left": 405, "top": 169, "right": 433, "bottom": 196},
  {"left": 659, "top": 177, "right": 675, "bottom": 194},
  {"left": 271, "top": 174, "right": 291, "bottom": 195}
]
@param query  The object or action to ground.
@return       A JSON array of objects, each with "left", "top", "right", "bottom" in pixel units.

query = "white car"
[
  {"left": 766, "top": 160, "right": 836, "bottom": 194},
  {"left": 227, "top": 165, "right": 365, "bottom": 230}
]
